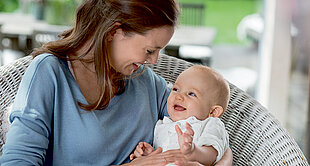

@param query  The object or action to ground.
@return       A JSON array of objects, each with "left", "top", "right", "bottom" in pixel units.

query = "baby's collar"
[{"left": 163, "top": 116, "right": 200, "bottom": 124}]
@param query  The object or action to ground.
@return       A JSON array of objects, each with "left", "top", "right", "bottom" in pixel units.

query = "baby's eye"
[
  {"left": 172, "top": 87, "right": 179, "bottom": 92},
  {"left": 188, "top": 92, "right": 196, "bottom": 97}
]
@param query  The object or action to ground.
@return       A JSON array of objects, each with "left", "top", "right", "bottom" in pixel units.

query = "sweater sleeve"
[
  {"left": 1, "top": 54, "right": 60, "bottom": 165},
  {"left": 197, "top": 117, "right": 229, "bottom": 164},
  {"left": 145, "top": 67, "right": 171, "bottom": 119}
]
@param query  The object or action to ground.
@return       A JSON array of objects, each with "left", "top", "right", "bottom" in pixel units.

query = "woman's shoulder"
[
  {"left": 31, "top": 53, "right": 60, "bottom": 66},
  {"left": 25, "top": 53, "right": 67, "bottom": 79},
  {"left": 29, "top": 53, "right": 67, "bottom": 72}
]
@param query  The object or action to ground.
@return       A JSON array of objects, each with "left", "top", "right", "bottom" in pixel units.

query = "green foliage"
[
  {"left": 178, "top": 0, "right": 262, "bottom": 44},
  {"left": 45, "top": 0, "right": 82, "bottom": 25},
  {"left": 0, "top": 0, "right": 19, "bottom": 12}
]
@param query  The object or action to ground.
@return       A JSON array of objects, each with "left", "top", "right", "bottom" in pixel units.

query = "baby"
[{"left": 130, "top": 65, "right": 230, "bottom": 165}]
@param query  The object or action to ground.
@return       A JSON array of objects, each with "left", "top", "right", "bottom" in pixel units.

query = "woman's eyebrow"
[{"left": 146, "top": 45, "right": 163, "bottom": 49}]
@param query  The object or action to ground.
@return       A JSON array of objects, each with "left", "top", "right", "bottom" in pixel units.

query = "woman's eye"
[
  {"left": 146, "top": 50, "right": 155, "bottom": 55},
  {"left": 188, "top": 92, "right": 196, "bottom": 97}
]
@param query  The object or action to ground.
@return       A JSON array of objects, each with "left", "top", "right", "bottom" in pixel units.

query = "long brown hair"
[{"left": 32, "top": 0, "right": 179, "bottom": 111}]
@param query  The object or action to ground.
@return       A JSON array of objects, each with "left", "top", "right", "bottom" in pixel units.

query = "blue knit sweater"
[{"left": 0, "top": 53, "right": 170, "bottom": 165}]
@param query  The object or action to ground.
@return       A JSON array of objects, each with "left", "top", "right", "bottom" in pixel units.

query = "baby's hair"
[{"left": 189, "top": 65, "right": 230, "bottom": 112}]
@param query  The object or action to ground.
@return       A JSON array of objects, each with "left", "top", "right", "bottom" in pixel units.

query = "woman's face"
[{"left": 110, "top": 26, "right": 174, "bottom": 75}]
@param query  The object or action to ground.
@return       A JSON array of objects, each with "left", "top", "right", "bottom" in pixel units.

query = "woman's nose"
[{"left": 146, "top": 53, "right": 159, "bottom": 64}]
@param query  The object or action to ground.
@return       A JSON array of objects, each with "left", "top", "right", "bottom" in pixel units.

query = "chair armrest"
[{"left": 0, "top": 55, "right": 32, "bottom": 153}]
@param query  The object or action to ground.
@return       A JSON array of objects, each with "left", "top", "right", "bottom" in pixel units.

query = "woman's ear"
[
  {"left": 107, "top": 22, "right": 123, "bottom": 42},
  {"left": 209, "top": 105, "right": 224, "bottom": 118}
]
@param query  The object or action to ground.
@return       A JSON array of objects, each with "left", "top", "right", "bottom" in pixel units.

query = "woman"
[{"left": 0, "top": 0, "right": 232, "bottom": 165}]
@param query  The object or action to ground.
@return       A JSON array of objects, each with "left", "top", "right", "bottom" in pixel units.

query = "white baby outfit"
[{"left": 153, "top": 116, "right": 229, "bottom": 165}]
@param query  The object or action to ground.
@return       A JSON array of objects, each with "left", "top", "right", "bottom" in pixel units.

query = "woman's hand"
[{"left": 124, "top": 149, "right": 190, "bottom": 166}]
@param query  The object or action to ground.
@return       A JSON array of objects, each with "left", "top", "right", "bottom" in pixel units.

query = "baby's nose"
[{"left": 176, "top": 93, "right": 184, "bottom": 100}]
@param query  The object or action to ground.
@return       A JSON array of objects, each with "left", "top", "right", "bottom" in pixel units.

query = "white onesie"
[{"left": 153, "top": 116, "right": 229, "bottom": 165}]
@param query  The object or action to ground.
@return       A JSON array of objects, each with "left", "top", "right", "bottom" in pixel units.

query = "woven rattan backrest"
[
  {"left": 0, "top": 56, "right": 32, "bottom": 154},
  {"left": 0, "top": 54, "right": 309, "bottom": 165}
]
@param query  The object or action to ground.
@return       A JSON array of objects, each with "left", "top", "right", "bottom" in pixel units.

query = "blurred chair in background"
[{"left": 32, "top": 26, "right": 68, "bottom": 49}]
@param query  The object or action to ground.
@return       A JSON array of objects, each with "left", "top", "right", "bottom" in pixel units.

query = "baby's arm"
[
  {"left": 130, "top": 142, "right": 154, "bottom": 160},
  {"left": 175, "top": 122, "right": 217, "bottom": 166}
]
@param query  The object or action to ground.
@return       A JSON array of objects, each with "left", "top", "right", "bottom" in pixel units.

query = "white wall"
[{"left": 258, "top": 0, "right": 292, "bottom": 126}]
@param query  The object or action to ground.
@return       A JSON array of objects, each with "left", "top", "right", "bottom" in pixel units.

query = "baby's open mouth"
[{"left": 174, "top": 104, "right": 186, "bottom": 111}]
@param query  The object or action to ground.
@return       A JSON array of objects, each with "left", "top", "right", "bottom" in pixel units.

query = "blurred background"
[{"left": 0, "top": 0, "right": 309, "bottom": 160}]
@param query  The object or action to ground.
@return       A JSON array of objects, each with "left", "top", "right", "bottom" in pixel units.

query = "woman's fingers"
[
  {"left": 161, "top": 149, "right": 188, "bottom": 164},
  {"left": 128, "top": 149, "right": 188, "bottom": 166}
]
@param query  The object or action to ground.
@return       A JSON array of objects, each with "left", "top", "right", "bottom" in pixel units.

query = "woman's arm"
[
  {"left": 125, "top": 148, "right": 232, "bottom": 166},
  {"left": 124, "top": 149, "right": 189, "bottom": 166},
  {"left": 1, "top": 56, "right": 57, "bottom": 165}
]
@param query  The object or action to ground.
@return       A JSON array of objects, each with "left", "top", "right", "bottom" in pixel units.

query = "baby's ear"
[{"left": 209, "top": 105, "right": 224, "bottom": 118}]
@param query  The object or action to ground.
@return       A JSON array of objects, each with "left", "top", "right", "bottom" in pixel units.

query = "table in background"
[
  {"left": 0, "top": 12, "right": 70, "bottom": 55},
  {"left": 165, "top": 25, "right": 217, "bottom": 65}
]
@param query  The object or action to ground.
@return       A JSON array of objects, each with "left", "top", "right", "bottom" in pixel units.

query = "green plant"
[
  {"left": 0, "top": 0, "right": 19, "bottom": 12},
  {"left": 45, "top": 0, "right": 82, "bottom": 25}
]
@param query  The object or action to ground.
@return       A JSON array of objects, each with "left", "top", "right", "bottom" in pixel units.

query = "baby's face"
[{"left": 167, "top": 67, "right": 217, "bottom": 121}]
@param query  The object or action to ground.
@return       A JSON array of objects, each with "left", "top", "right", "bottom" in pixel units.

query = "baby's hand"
[
  {"left": 130, "top": 142, "right": 154, "bottom": 160},
  {"left": 175, "top": 122, "right": 195, "bottom": 155}
]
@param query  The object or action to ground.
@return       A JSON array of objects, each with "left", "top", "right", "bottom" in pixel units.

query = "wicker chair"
[{"left": 0, "top": 54, "right": 309, "bottom": 165}]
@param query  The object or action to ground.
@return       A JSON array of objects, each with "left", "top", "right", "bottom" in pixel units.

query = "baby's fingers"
[
  {"left": 183, "top": 132, "right": 193, "bottom": 143},
  {"left": 185, "top": 122, "right": 194, "bottom": 136},
  {"left": 143, "top": 142, "right": 154, "bottom": 154},
  {"left": 149, "top": 147, "right": 163, "bottom": 156},
  {"left": 129, "top": 153, "right": 136, "bottom": 160},
  {"left": 182, "top": 142, "right": 192, "bottom": 150},
  {"left": 135, "top": 142, "right": 145, "bottom": 156},
  {"left": 175, "top": 125, "right": 183, "bottom": 138},
  {"left": 143, "top": 142, "right": 153, "bottom": 149},
  {"left": 134, "top": 149, "right": 143, "bottom": 158}
]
